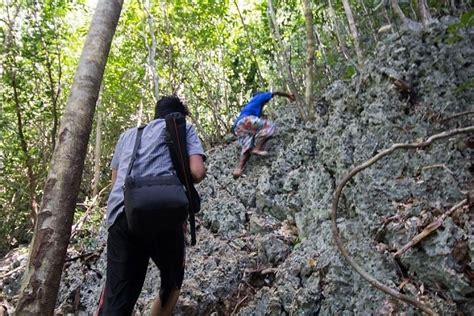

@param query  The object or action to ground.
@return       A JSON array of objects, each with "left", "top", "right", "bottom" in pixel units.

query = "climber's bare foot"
[
  {"left": 251, "top": 149, "right": 269, "bottom": 156},
  {"left": 233, "top": 168, "right": 244, "bottom": 179}
]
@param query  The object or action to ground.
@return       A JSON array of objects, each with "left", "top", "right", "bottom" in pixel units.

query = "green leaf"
[{"left": 460, "top": 8, "right": 474, "bottom": 27}]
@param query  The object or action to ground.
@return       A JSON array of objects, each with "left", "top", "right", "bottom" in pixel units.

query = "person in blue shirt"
[{"left": 232, "top": 90, "right": 295, "bottom": 178}]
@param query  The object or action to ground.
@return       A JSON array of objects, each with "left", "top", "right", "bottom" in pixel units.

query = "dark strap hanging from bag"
[
  {"left": 126, "top": 125, "right": 147, "bottom": 177},
  {"left": 165, "top": 112, "right": 201, "bottom": 246}
]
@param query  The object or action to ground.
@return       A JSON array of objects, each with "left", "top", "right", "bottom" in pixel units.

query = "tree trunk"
[
  {"left": 15, "top": 0, "right": 124, "bottom": 314},
  {"left": 161, "top": 0, "right": 176, "bottom": 93},
  {"left": 341, "top": 0, "right": 364, "bottom": 68},
  {"left": 142, "top": 0, "right": 159, "bottom": 101},
  {"left": 302, "top": 0, "right": 316, "bottom": 114},
  {"left": 32, "top": 0, "right": 62, "bottom": 152},
  {"left": 233, "top": 0, "right": 264, "bottom": 83},
  {"left": 449, "top": 0, "right": 457, "bottom": 13},
  {"left": 266, "top": 0, "right": 287, "bottom": 86},
  {"left": 417, "top": 0, "right": 432, "bottom": 26},
  {"left": 327, "top": 0, "right": 358, "bottom": 70},
  {"left": 313, "top": 26, "right": 333, "bottom": 79},
  {"left": 12, "top": 71, "right": 39, "bottom": 224},
  {"left": 267, "top": 0, "right": 304, "bottom": 117},
  {"left": 391, "top": 0, "right": 407, "bottom": 21},
  {"left": 92, "top": 85, "right": 103, "bottom": 197},
  {"left": 4, "top": 4, "right": 39, "bottom": 225},
  {"left": 358, "top": 0, "right": 378, "bottom": 42}
]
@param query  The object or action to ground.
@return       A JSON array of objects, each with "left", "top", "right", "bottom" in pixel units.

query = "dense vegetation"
[{"left": 0, "top": 0, "right": 472, "bottom": 257}]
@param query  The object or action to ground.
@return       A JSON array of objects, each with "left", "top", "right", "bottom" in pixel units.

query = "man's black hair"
[{"left": 154, "top": 95, "right": 190, "bottom": 119}]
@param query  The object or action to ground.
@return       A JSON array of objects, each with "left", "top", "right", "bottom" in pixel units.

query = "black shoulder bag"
[{"left": 123, "top": 125, "right": 189, "bottom": 234}]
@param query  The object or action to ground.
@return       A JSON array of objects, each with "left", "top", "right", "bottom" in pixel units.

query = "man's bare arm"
[
  {"left": 273, "top": 91, "right": 296, "bottom": 101},
  {"left": 189, "top": 154, "right": 206, "bottom": 183}
]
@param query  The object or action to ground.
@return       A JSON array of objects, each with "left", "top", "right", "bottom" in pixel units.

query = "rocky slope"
[{"left": 1, "top": 17, "right": 473, "bottom": 315}]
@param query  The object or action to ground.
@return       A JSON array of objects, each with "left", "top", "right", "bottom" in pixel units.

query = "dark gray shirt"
[{"left": 106, "top": 118, "right": 205, "bottom": 228}]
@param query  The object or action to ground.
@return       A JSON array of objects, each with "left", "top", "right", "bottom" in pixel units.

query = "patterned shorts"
[{"left": 234, "top": 116, "right": 276, "bottom": 155}]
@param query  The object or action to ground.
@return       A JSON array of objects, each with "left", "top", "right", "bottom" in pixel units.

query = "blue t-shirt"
[{"left": 234, "top": 92, "right": 273, "bottom": 126}]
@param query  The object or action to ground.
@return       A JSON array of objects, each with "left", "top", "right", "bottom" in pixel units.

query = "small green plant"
[
  {"left": 455, "top": 77, "right": 474, "bottom": 94},
  {"left": 446, "top": 8, "right": 474, "bottom": 44}
]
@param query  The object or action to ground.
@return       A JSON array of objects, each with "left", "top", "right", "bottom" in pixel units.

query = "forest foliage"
[{"left": 0, "top": 0, "right": 472, "bottom": 255}]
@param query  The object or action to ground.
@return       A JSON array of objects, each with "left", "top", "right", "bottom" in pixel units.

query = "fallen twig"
[
  {"left": 331, "top": 125, "right": 473, "bottom": 315},
  {"left": 64, "top": 249, "right": 103, "bottom": 263},
  {"left": 231, "top": 295, "right": 248, "bottom": 315},
  {"left": 394, "top": 199, "right": 467, "bottom": 257},
  {"left": 420, "top": 164, "right": 454, "bottom": 175},
  {"left": 439, "top": 111, "right": 474, "bottom": 123},
  {"left": 0, "top": 265, "right": 23, "bottom": 279}
]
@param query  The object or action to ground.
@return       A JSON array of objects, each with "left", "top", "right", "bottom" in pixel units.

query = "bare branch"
[
  {"left": 421, "top": 164, "right": 454, "bottom": 175},
  {"left": 70, "top": 183, "right": 110, "bottom": 240},
  {"left": 439, "top": 111, "right": 474, "bottom": 123},
  {"left": 331, "top": 125, "right": 473, "bottom": 315},
  {"left": 231, "top": 296, "right": 248, "bottom": 315},
  {"left": 394, "top": 199, "right": 467, "bottom": 257}
]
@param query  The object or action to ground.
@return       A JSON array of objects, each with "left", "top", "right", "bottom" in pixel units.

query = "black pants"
[{"left": 101, "top": 213, "right": 185, "bottom": 315}]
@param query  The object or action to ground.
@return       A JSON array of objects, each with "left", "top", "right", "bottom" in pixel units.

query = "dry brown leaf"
[{"left": 308, "top": 257, "right": 317, "bottom": 268}]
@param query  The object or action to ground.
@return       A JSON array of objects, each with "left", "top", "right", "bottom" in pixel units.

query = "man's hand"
[{"left": 274, "top": 91, "right": 296, "bottom": 102}]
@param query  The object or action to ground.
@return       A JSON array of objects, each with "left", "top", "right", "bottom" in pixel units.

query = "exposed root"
[{"left": 331, "top": 125, "right": 474, "bottom": 315}]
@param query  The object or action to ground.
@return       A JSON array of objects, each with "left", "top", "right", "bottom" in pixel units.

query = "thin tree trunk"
[
  {"left": 195, "top": 61, "right": 227, "bottom": 137},
  {"left": 4, "top": 3, "right": 38, "bottom": 224},
  {"left": 342, "top": 0, "right": 364, "bottom": 68},
  {"left": 142, "top": 0, "right": 159, "bottom": 101},
  {"left": 417, "top": 0, "right": 432, "bottom": 26},
  {"left": 12, "top": 71, "right": 39, "bottom": 224},
  {"left": 449, "top": 0, "right": 457, "bottom": 13},
  {"left": 137, "top": 95, "right": 144, "bottom": 126},
  {"left": 267, "top": 0, "right": 304, "bottom": 117},
  {"left": 219, "top": 46, "right": 232, "bottom": 129},
  {"left": 302, "top": 0, "right": 316, "bottom": 114},
  {"left": 391, "top": 0, "right": 407, "bottom": 21},
  {"left": 161, "top": 0, "right": 175, "bottom": 93},
  {"left": 93, "top": 111, "right": 102, "bottom": 197},
  {"left": 266, "top": 1, "right": 287, "bottom": 87},
  {"left": 92, "top": 85, "right": 104, "bottom": 197},
  {"left": 382, "top": 3, "right": 392, "bottom": 24},
  {"left": 327, "top": 0, "right": 358, "bottom": 70},
  {"left": 358, "top": 0, "right": 378, "bottom": 42},
  {"left": 33, "top": 0, "right": 62, "bottom": 152},
  {"left": 313, "top": 26, "right": 333, "bottom": 79},
  {"left": 233, "top": 0, "right": 264, "bottom": 82},
  {"left": 16, "top": 0, "right": 124, "bottom": 313}
]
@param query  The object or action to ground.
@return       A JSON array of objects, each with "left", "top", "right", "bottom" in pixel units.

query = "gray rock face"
[{"left": 1, "top": 18, "right": 472, "bottom": 315}]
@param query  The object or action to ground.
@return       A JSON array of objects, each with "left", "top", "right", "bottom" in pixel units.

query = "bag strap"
[
  {"left": 165, "top": 113, "right": 200, "bottom": 246},
  {"left": 126, "top": 125, "right": 147, "bottom": 177}
]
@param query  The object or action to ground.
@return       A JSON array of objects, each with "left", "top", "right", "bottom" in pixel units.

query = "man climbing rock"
[
  {"left": 232, "top": 90, "right": 295, "bottom": 178},
  {"left": 99, "top": 96, "right": 206, "bottom": 315}
]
